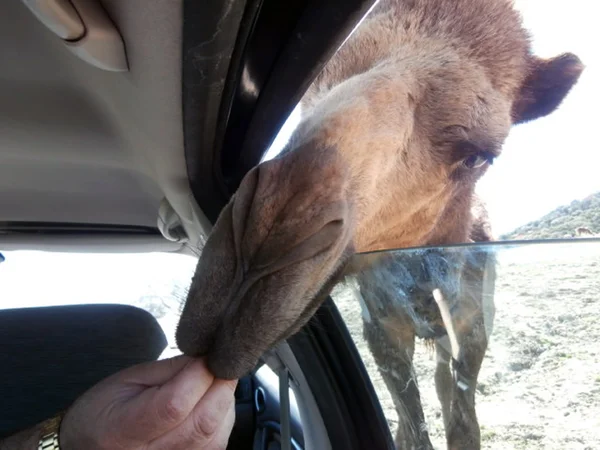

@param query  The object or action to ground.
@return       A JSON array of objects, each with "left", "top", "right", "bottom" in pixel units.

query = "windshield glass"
[
  {"left": 332, "top": 238, "right": 600, "bottom": 449},
  {"left": 0, "top": 250, "right": 197, "bottom": 358}
]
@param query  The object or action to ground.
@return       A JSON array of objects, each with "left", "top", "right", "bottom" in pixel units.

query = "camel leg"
[
  {"left": 443, "top": 313, "right": 487, "bottom": 450},
  {"left": 363, "top": 317, "right": 434, "bottom": 450},
  {"left": 434, "top": 339, "right": 454, "bottom": 433},
  {"left": 433, "top": 327, "right": 488, "bottom": 450},
  {"left": 434, "top": 251, "right": 496, "bottom": 450}
]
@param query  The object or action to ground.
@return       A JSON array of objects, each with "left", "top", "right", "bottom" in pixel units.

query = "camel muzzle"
[{"left": 176, "top": 147, "right": 354, "bottom": 379}]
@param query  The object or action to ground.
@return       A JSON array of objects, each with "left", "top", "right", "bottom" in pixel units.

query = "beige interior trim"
[
  {"left": 1, "top": 1, "right": 210, "bottom": 252},
  {"left": 21, "top": 0, "right": 129, "bottom": 71},
  {"left": 64, "top": 0, "right": 129, "bottom": 72},
  {"left": 20, "top": 0, "right": 85, "bottom": 40},
  {"left": 0, "top": 234, "right": 184, "bottom": 253}
]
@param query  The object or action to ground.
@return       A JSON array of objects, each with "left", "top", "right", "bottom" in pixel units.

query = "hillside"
[{"left": 500, "top": 191, "right": 600, "bottom": 240}]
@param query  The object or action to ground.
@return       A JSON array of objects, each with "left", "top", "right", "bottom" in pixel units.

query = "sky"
[
  {"left": 263, "top": 0, "right": 599, "bottom": 236},
  {"left": 0, "top": 250, "right": 197, "bottom": 349},
  {"left": 1, "top": 0, "right": 597, "bottom": 314},
  {"left": 0, "top": 251, "right": 196, "bottom": 310}
]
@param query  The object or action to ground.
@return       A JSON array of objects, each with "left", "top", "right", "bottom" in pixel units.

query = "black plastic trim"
[
  {"left": 0, "top": 222, "right": 160, "bottom": 236},
  {"left": 217, "top": 0, "right": 309, "bottom": 188},
  {"left": 287, "top": 297, "right": 396, "bottom": 450},
  {"left": 220, "top": 0, "right": 378, "bottom": 194},
  {"left": 182, "top": 0, "right": 377, "bottom": 222},
  {"left": 182, "top": 0, "right": 249, "bottom": 223}
]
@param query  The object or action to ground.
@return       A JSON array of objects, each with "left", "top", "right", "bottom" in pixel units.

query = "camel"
[
  {"left": 348, "top": 202, "right": 497, "bottom": 449},
  {"left": 575, "top": 226, "right": 596, "bottom": 237},
  {"left": 176, "top": 0, "right": 582, "bottom": 447}
]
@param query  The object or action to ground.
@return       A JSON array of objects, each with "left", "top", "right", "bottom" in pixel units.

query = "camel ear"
[{"left": 512, "top": 53, "right": 584, "bottom": 124}]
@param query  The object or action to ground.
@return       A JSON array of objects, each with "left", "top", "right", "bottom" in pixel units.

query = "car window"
[
  {"left": 253, "top": 1, "right": 598, "bottom": 445},
  {"left": 330, "top": 238, "right": 600, "bottom": 448},
  {"left": 0, "top": 250, "right": 197, "bottom": 359}
]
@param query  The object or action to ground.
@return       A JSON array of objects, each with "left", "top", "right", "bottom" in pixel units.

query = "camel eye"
[{"left": 462, "top": 152, "right": 493, "bottom": 169}]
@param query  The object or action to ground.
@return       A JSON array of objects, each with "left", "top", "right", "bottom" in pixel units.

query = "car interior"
[
  {"left": 4, "top": 1, "right": 597, "bottom": 449},
  {"left": 0, "top": 1, "right": 395, "bottom": 449}
]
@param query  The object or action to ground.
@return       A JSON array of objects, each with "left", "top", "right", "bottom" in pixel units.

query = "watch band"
[
  {"left": 38, "top": 431, "right": 59, "bottom": 450},
  {"left": 37, "top": 413, "right": 64, "bottom": 450}
]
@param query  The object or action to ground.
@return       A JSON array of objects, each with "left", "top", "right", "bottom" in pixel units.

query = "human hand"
[{"left": 59, "top": 355, "right": 237, "bottom": 450}]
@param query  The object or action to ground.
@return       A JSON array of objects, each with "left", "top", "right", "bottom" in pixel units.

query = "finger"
[
  {"left": 117, "top": 355, "right": 193, "bottom": 386},
  {"left": 211, "top": 397, "right": 236, "bottom": 450},
  {"left": 148, "top": 379, "right": 238, "bottom": 450},
  {"left": 119, "top": 358, "right": 216, "bottom": 441}
]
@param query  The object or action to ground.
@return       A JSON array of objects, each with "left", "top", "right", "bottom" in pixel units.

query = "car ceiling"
[
  {"left": 0, "top": 0, "right": 376, "bottom": 254},
  {"left": 0, "top": 0, "right": 222, "bottom": 253}
]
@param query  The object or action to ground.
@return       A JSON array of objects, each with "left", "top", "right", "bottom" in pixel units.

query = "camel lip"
[
  {"left": 176, "top": 145, "right": 356, "bottom": 377},
  {"left": 180, "top": 221, "right": 354, "bottom": 379},
  {"left": 175, "top": 319, "right": 212, "bottom": 358}
]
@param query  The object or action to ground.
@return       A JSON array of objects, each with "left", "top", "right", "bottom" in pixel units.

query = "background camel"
[
  {"left": 177, "top": 0, "right": 582, "bottom": 445},
  {"left": 575, "top": 226, "right": 596, "bottom": 237}
]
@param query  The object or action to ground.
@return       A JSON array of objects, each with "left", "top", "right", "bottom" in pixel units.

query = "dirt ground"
[{"left": 332, "top": 241, "right": 600, "bottom": 450}]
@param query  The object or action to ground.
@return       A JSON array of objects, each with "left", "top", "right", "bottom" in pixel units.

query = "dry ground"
[{"left": 332, "top": 241, "right": 600, "bottom": 450}]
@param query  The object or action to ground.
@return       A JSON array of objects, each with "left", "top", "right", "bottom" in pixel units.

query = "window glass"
[{"left": 332, "top": 238, "right": 600, "bottom": 448}]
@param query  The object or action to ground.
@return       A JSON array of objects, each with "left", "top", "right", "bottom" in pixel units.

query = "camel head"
[{"left": 176, "top": 0, "right": 583, "bottom": 379}]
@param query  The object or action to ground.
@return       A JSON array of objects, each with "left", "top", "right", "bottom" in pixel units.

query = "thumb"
[{"left": 118, "top": 357, "right": 216, "bottom": 441}]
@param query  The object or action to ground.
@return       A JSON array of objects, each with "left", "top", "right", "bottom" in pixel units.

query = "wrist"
[
  {"left": 37, "top": 413, "right": 65, "bottom": 450},
  {"left": 0, "top": 421, "right": 48, "bottom": 450}
]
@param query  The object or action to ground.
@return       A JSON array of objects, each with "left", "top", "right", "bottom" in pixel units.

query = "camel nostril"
[
  {"left": 294, "top": 216, "right": 347, "bottom": 258},
  {"left": 248, "top": 196, "right": 350, "bottom": 272},
  {"left": 316, "top": 218, "right": 345, "bottom": 243}
]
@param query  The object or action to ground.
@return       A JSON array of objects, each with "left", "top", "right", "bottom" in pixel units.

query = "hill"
[{"left": 500, "top": 191, "right": 600, "bottom": 240}]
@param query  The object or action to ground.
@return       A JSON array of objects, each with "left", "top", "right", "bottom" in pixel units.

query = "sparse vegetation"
[
  {"left": 501, "top": 192, "right": 600, "bottom": 240},
  {"left": 134, "top": 283, "right": 187, "bottom": 319}
]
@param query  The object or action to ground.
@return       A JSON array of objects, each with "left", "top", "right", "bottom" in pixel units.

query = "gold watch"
[{"left": 37, "top": 414, "right": 64, "bottom": 450}]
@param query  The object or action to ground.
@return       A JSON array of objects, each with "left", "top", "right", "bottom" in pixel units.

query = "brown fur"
[{"left": 176, "top": 1, "right": 582, "bottom": 445}]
